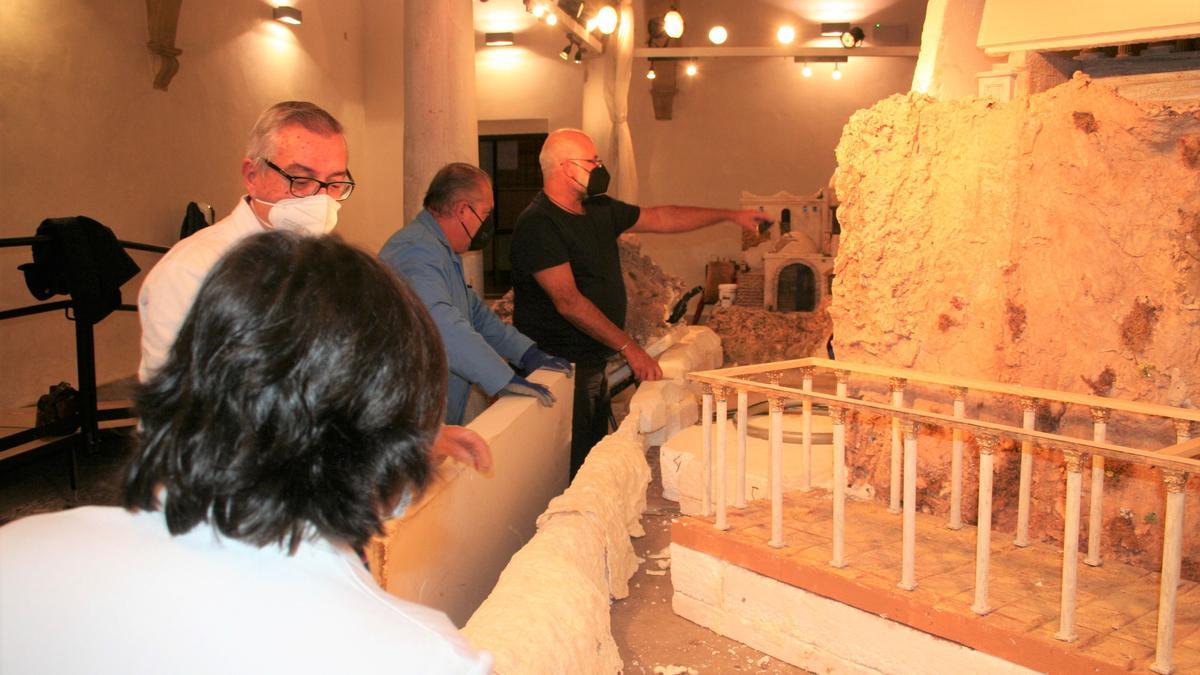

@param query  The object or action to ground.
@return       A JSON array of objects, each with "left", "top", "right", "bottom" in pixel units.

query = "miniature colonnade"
[{"left": 688, "top": 357, "right": 1200, "bottom": 674}]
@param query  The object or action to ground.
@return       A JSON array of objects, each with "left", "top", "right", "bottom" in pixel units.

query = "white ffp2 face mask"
[{"left": 255, "top": 194, "right": 341, "bottom": 235}]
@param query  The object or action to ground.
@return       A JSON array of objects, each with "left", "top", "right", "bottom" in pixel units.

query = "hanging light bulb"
[
  {"left": 596, "top": 5, "right": 618, "bottom": 35},
  {"left": 832, "top": 63, "right": 843, "bottom": 80},
  {"left": 586, "top": 16, "right": 598, "bottom": 32},
  {"left": 801, "top": 62, "right": 812, "bottom": 78},
  {"left": 776, "top": 25, "right": 796, "bottom": 45},
  {"left": 545, "top": 11, "right": 557, "bottom": 26},
  {"left": 646, "top": 63, "right": 657, "bottom": 80},
  {"left": 531, "top": 2, "right": 547, "bottom": 18},
  {"left": 663, "top": 8, "right": 684, "bottom": 39},
  {"left": 707, "top": 25, "right": 728, "bottom": 45},
  {"left": 684, "top": 60, "right": 698, "bottom": 77}
]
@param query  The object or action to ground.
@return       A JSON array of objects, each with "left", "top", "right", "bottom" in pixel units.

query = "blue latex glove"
[
  {"left": 500, "top": 374, "right": 556, "bottom": 407},
  {"left": 519, "top": 345, "right": 574, "bottom": 376}
]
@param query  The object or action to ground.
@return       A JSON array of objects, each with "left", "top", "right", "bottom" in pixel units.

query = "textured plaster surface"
[{"left": 831, "top": 75, "right": 1200, "bottom": 571}]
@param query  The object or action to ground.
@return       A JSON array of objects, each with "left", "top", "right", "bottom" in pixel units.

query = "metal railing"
[{"left": 688, "top": 357, "right": 1200, "bottom": 674}]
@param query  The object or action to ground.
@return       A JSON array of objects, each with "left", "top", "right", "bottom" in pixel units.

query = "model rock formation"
[
  {"left": 832, "top": 74, "right": 1200, "bottom": 572},
  {"left": 704, "top": 300, "right": 832, "bottom": 365}
]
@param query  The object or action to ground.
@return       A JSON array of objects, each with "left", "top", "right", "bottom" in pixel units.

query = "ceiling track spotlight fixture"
[
  {"left": 840, "top": 26, "right": 865, "bottom": 48},
  {"left": 560, "top": 36, "right": 575, "bottom": 60},
  {"left": 574, "top": 45, "right": 586, "bottom": 63},
  {"left": 646, "top": 62, "right": 657, "bottom": 79},
  {"left": 272, "top": 6, "right": 302, "bottom": 25}
]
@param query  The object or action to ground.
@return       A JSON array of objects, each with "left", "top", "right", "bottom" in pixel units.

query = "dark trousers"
[{"left": 571, "top": 362, "right": 610, "bottom": 480}]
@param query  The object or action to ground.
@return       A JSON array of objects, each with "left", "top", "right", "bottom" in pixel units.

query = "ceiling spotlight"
[
  {"left": 684, "top": 60, "right": 698, "bottom": 77},
  {"left": 840, "top": 26, "right": 865, "bottom": 48},
  {"left": 708, "top": 25, "right": 728, "bottom": 45},
  {"left": 575, "top": 46, "right": 585, "bottom": 64},
  {"left": 832, "top": 63, "right": 843, "bottom": 80},
  {"left": 596, "top": 5, "right": 619, "bottom": 35},
  {"left": 647, "top": 63, "right": 657, "bottom": 80},
  {"left": 820, "top": 22, "right": 850, "bottom": 37},
  {"left": 530, "top": 2, "right": 548, "bottom": 18},
  {"left": 776, "top": 25, "right": 796, "bottom": 45},
  {"left": 272, "top": 6, "right": 302, "bottom": 25},
  {"left": 484, "top": 32, "right": 514, "bottom": 47},
  {"left": 663, "top": 8, "right": 684, "bottom": 39},
  {"left": 560, "top": 39, "right": 573, "bottom": 60},
  {"left": 801, "top": 62, "right": 812, "bottom": 77},
  {"left": 545, "top": 11, "right": 558, "bottom": 26}
]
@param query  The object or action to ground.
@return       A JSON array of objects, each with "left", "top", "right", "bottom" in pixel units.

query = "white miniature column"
[
  {"left": 1175, "top": 418, "right": 1193, "bottom": 446},
  {"left": 1151, "top": 470, "right": 1189, "bottom": 675},
  {"left": 949, "top": 386, "right": 967, "bottom": 530},
  {"left": 735, "top": 387, "right": 749, "bottom": 508},
  {"left": 899, "top": 420, "right": 919, "bottom": 591},
  {"left": 889, "top": 377, "right": 906, "bottom": 515},
  {"left": 701, "top": 384, "right": 713, "bottom": 517},
  {"left": 971, "top": 435, "right": 998, "bottom": 615},
  {"left": 835, "top": 369, "right": 849, "bottom": 398},
  {"left": 714, "top": 386, "right": 729, "bottom": 531},
  {"left": 830, "top": 406, "right": 848, "bottom": 567},
  {"left": 1056, "top": 450, "right": 1085, "bottom": 642},
  {"left": 800, "top": 366, "right": 815, "bottom": 492},
  {"left": 1015, "top": 396, "right": 1037, "bottom": 546},
  {"left": 768, "top": 392, "right": 785, "bottom": 548},
  {"left": 1084, "top": 407, "right": 1110, "bottom": 566}
]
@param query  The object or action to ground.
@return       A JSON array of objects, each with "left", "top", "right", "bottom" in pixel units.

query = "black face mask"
[
  {"left": 571, "top": 159, "right": 609, "bottom": 196},
  {"left": 462, "top": 205, "right": 493, "bottom": 251},
  {"left": 585, "top": 163, "right": 610, "bottom": 197}
]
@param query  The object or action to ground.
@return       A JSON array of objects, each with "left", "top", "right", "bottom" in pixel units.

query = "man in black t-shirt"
[{"left": 511, "top": 129, "right": 770, "bottom": 478}]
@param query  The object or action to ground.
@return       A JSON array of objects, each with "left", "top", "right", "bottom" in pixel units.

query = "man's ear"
[{"left": 241, "top": 157, "right": 258, "bottom": 193}]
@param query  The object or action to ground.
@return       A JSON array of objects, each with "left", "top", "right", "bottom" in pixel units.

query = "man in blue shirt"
[{"left": 381, "top": 163, "right": 571, "bottom": 425}]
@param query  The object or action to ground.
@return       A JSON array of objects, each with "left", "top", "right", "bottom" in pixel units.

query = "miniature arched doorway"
[{"left": 775, "top": 262, "right": 817, "bottom": 312}]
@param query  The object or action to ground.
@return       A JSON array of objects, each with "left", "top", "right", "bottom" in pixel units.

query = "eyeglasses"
[
  {"left": 566, "top": 157, "right": 603, "bottom": 169},
  {"left": 466, "top": 203, "right": 494, "bottom": 226},
  {"left": 262, "top": 159, "right": 356, "bottom": 201}
]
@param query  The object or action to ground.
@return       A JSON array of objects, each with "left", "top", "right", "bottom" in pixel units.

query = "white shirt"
[
  {"left": 137, "top": 199, "right": 263, "bottom": 381},
  {"left": 0, "top": 507, "right": 492, "bottom": 675}
]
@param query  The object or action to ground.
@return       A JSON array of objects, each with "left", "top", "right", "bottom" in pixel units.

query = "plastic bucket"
[{"left": 718, "top": 283, "right": 738, "bottom": 308}]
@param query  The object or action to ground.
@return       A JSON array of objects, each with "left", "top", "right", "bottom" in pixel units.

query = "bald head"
[{"left": 539, "top": 129, "right": 596, "bottom": 177}]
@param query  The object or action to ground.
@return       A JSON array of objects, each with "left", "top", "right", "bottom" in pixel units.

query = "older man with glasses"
[{"left": 138, "top": 100, "right": 354, "bottom": 382}]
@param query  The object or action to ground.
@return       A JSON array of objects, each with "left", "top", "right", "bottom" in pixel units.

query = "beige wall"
[
  {"left": 0, "top": 0, "right": 404, "bottom": 409},
  {"left": 473, "top": 18, "right": 587, "bottom": 134}
]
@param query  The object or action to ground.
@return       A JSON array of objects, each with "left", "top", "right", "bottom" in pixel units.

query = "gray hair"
[
  {"left": 245, "top": 101, "right": 343, "bottom": 169},
  {"left": 423, "top": 163, "right": 491, "bottom": 215}
]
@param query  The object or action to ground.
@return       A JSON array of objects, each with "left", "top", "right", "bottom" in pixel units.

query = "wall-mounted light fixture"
[
  {"left": 596, "top": 5, "right": 619, "bottom": 35},
  {"left": 273, "top": 6, "right": 302, "bottom": 25},
  {"left": 485, "top": 32, "right": 515, "bottom": 47},
  {"left": 820, "top": 22, "right": 850, "bottom": 37}
]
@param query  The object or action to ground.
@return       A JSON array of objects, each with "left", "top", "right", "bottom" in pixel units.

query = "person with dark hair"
[
  {"left": 511, "top": 129, "right": 770, "bottom": 478},
  {"left": 0, "top": 231, "right": 492, "bottom": 674},
  {"left": 380, "top": 162, "right": 572, "bottom": 425}
]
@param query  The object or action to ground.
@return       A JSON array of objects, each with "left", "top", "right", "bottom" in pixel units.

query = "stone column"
[{"left": 403, "top": 0, "right": 479, "bottom": 222}]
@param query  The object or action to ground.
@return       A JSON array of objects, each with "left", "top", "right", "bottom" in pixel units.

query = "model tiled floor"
[{"left": 673, "top": 490, "right": 1200, "bottom": 673}]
